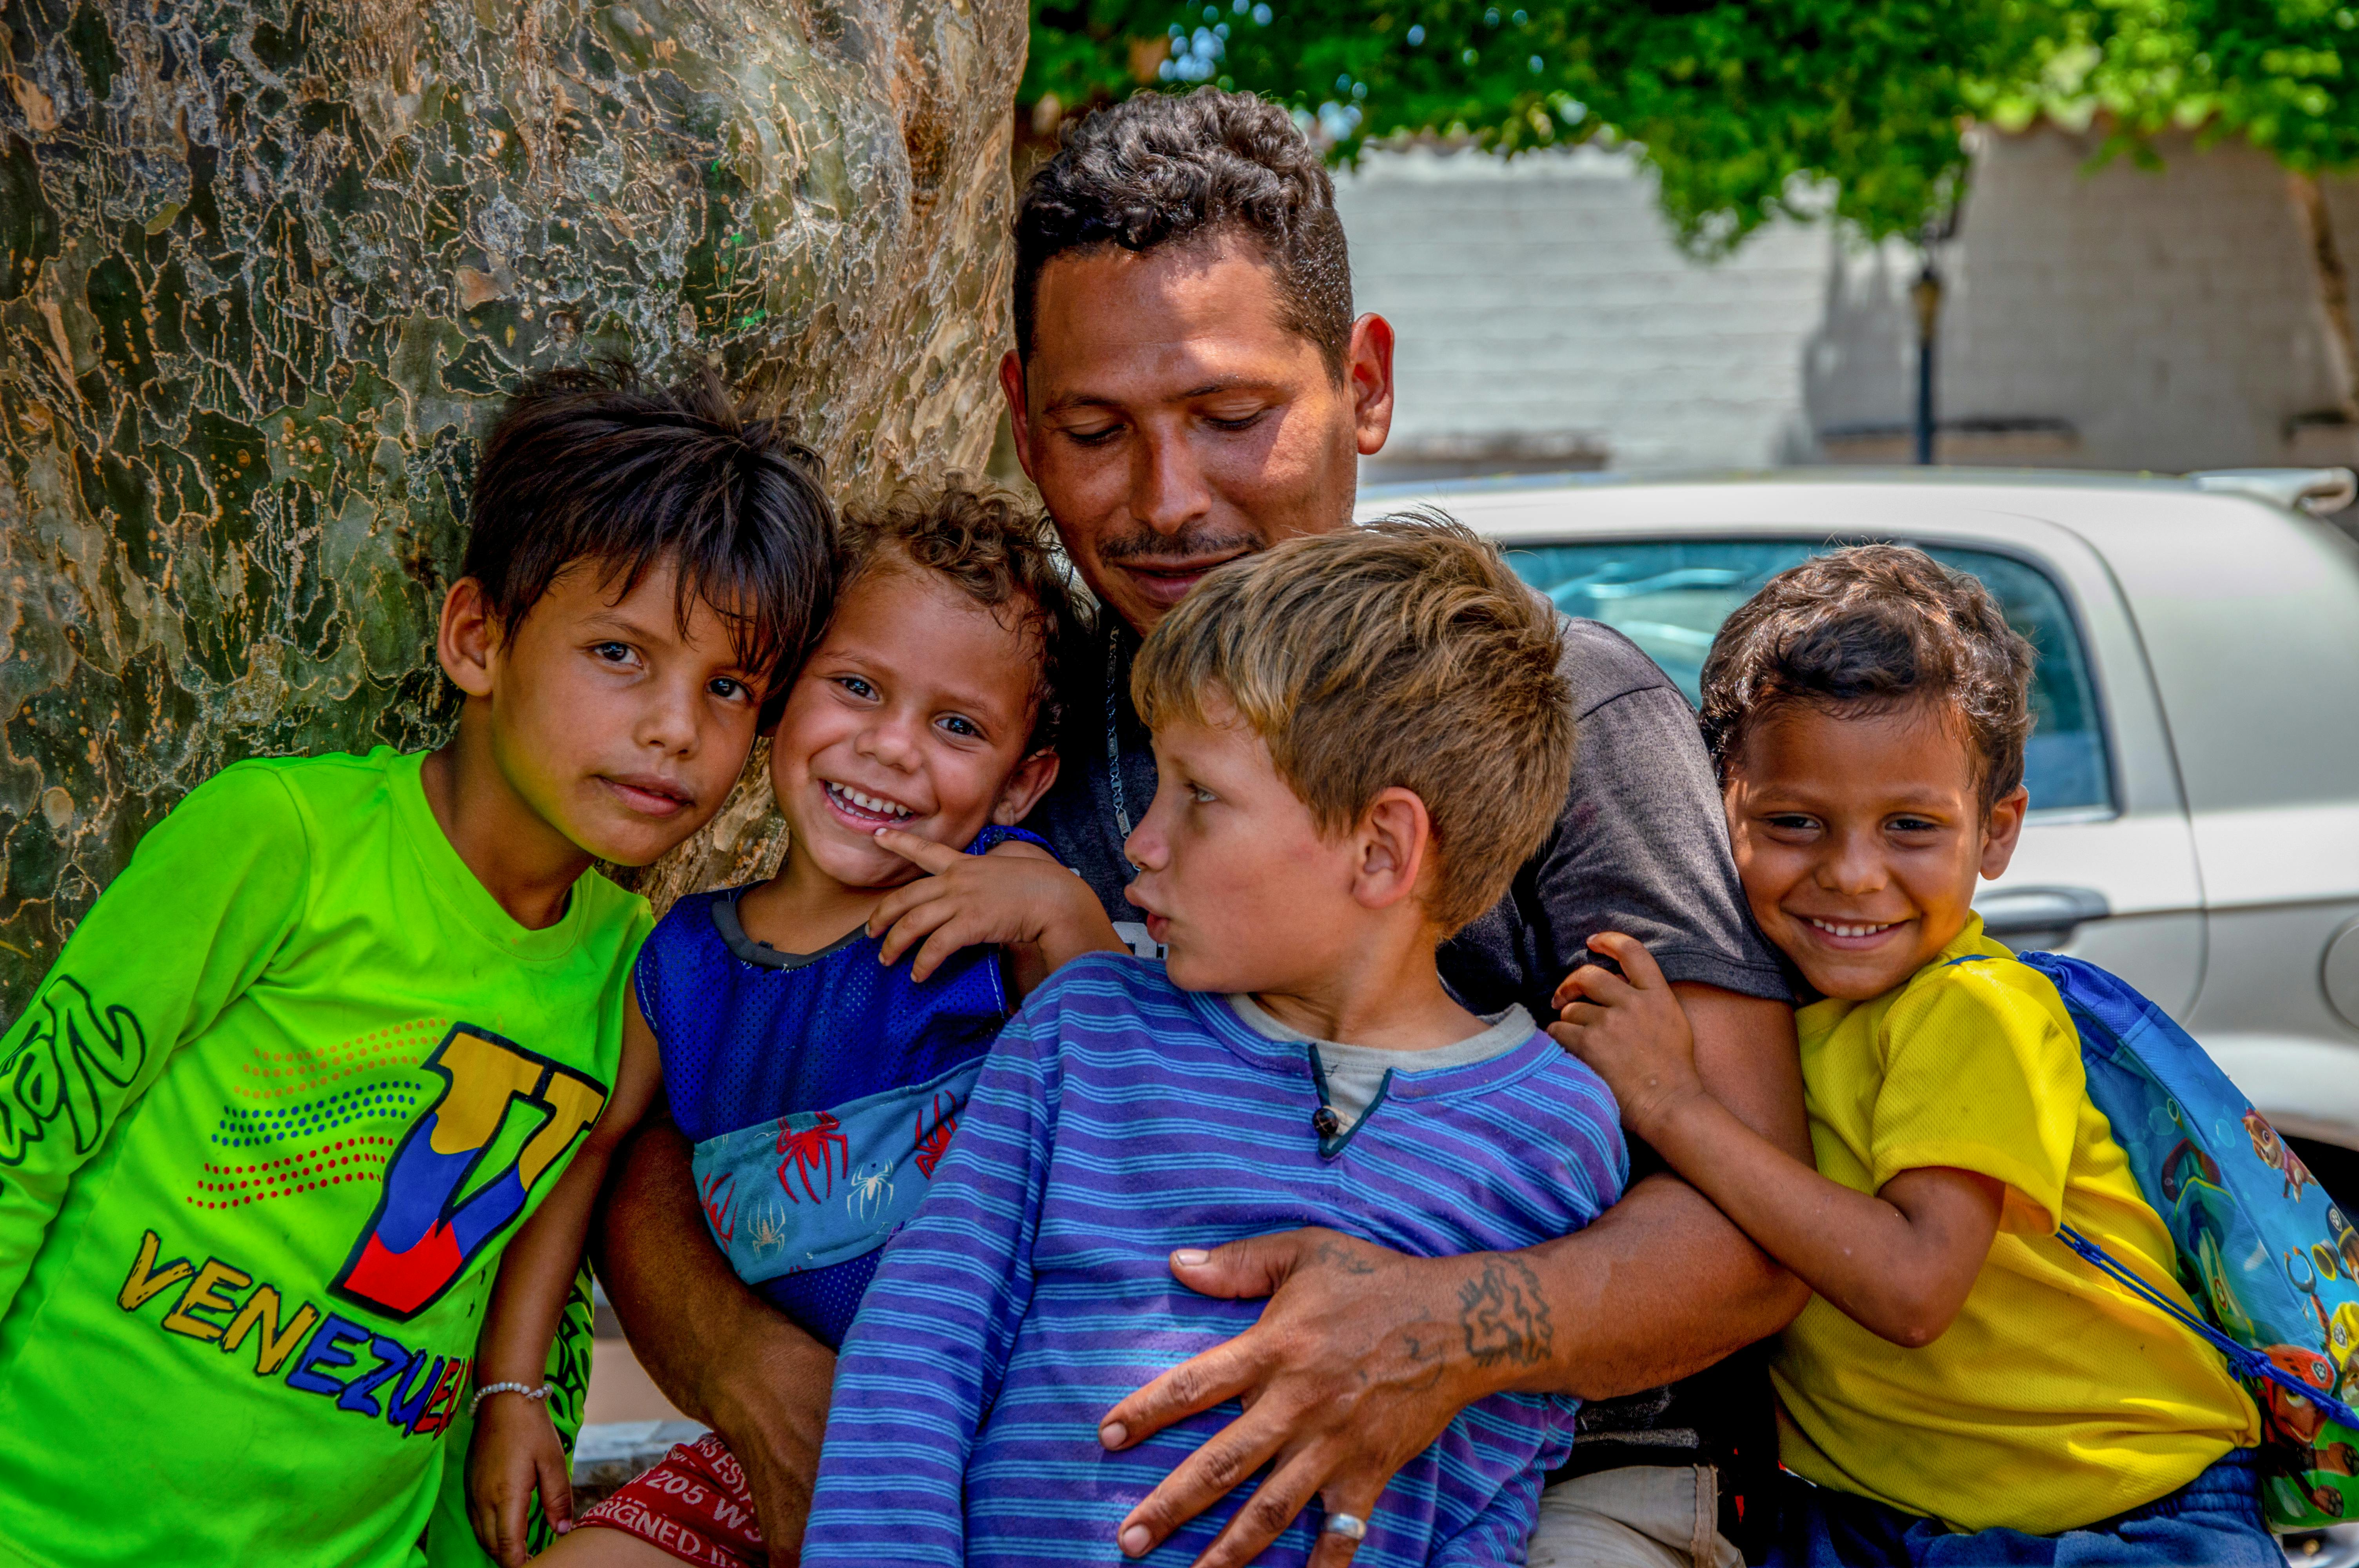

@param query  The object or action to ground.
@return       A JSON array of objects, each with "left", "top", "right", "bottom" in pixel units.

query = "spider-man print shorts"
[{"left": 576, "top": 1431, "right": 765, "bottom": 1568}]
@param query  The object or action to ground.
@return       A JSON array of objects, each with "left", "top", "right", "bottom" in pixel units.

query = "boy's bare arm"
[
  {"left": 592, "top": 1116, "right": 837, "bottom": 1561},
  {"left": 1096, "top": 980, "right": 1811, "bottom": 1568},
  {"left": 469, "top": 995, "right": 666, "bottom": 1563},
  {"left": 1560, "top": 934, "right": 2002, "bottom": 1347}
]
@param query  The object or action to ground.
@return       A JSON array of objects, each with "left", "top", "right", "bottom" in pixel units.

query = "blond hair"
[{"left": 1132, "top": 513, "right": 1571, "bottom": 935}]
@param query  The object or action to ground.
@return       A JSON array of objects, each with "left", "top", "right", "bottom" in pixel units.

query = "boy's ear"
[
  {"left": 437, "top": 578, "right": 501, "bottom": 699},
  {"left": 1978, "top": 783, "right": 2031, "bottom": 881},
  {"left": 1353, "top": 786, "right": 1434, "bottom": 913},
  {"left": 989, "top": 747, "right": 1061, "bottom": 827}
]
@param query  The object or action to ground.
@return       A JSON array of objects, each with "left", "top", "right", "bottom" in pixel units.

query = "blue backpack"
[{"left": 2016, "top": 951, "right": 2359, "bottom": 1530}]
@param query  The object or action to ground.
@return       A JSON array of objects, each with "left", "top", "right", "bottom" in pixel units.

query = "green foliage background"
[{"left": 1023, "top": 0, "right": 2359, "bottom": 254}]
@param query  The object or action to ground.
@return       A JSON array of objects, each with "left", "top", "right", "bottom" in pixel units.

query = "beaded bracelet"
[{"left": 469, "top": 1380, "right": 556, "bottom": 1417}]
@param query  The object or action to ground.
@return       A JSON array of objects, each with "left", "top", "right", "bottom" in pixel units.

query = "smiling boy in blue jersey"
[{"left": 475, "top": 482, "right": 1126, "bottom": 1568}]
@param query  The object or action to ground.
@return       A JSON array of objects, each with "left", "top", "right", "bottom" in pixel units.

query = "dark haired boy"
[
  {"left": 0, "top": 365, "right": 834, "bottom": 1568},
  {"left": 471, "top": 480, "right": 1121, "bottom": 1568},
  {"left": 1561, "top": 546, "right": 2274, "bottom": 1564}
]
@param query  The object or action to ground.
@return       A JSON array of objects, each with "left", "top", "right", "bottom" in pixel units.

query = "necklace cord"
[{"left": 1105, "top": 622, "right": 1134, "bottom": 849}]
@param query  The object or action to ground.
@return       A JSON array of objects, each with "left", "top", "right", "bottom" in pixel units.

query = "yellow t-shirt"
[{"left": 1772, "top": 917, "right": 2259, "bottom": 1534}]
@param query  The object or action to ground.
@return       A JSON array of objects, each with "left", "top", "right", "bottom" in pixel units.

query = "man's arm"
[
  {"left": 1097, "top": 983, "right": 1809, "bottom": 1568},
  {"left": 1564, "top": 935, "right": 1999, "bottom": 1348},
  {"left": 590, "top": 1120, "right": 836, "bottom": 1561}
]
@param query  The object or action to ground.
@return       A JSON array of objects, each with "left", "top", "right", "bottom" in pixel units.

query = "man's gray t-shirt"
[{"left": 1026, "top": 612, "right": 1791, "bottom": 1495}]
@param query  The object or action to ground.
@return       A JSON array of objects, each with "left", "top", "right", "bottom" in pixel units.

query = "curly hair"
[
  {"left": 1014, "top": 87, "right": 1352, "bottom": 381},
  {"left": 1698, "top": 544, "right": 2036, "bottom": 806},
  {"left": 1132, "top": 512, "right": 1570, "bottom": 935},
  {"left": 836, "top": 478, "right": 1085, "bottom": 753}
]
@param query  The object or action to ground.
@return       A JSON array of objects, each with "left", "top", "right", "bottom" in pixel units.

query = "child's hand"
[
  {"left": 1549, "top": 932, "right": 1707, "bottom": 1142},
  {"left": 867, "top": 828, "right": 1122, "bottom": 984},
  {"left": 467, "top": 1392, "right": 574, "bottom": 1567}
]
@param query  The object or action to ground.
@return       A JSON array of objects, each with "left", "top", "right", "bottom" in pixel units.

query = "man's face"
[{"left": 1003, "top": 236, "right": 1395, "bottom": 635}]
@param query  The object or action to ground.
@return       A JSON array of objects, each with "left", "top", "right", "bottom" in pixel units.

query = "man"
[{"left": 596, "top": 89, "right": 1810, "bottom": 1568}]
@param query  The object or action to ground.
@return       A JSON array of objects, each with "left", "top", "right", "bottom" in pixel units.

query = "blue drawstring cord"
[{"left": 2056, "top": 1224, "right": 2359, "bottom": 1430}]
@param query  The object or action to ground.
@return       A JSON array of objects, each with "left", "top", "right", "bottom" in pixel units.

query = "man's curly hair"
[
  {"left": 1014, "top": 87, "right": 1352, "bottom": 381},
  {"left": 1699, "top": 544, "right": 2036, "bottom": 807}
]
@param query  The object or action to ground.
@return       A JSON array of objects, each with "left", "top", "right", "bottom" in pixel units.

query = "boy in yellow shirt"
[{"left": 1560, "top": 544, "right": 2278, "bottom": 1564}]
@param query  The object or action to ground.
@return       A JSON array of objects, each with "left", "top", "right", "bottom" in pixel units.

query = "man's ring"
[{"left": 1322, "top": 1512, "right": 1369, "bottom": 1543}]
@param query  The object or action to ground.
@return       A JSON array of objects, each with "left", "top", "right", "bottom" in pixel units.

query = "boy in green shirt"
[{"left": 0, "top": 366, "right": 836, "bottom": 1568}]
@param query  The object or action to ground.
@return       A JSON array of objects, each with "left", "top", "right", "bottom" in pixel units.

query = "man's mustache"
[{"left": 1093, "top": 528, "right": 1263, "bottom": 566}]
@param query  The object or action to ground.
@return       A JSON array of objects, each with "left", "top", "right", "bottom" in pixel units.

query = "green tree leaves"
[
  {"left": 1025, "top": 1, "right": 2061, "bottom": 252},
  {"left": 1024, "top": 0, "right": 2359, "bottom": 254}
]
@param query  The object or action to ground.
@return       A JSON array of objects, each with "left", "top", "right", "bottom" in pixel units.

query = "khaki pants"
[{"left": 1527, "top": 1464, "right": 1747, "bottom": 1568}]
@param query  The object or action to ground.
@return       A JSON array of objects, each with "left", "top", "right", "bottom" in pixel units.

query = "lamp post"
[{"left": 1911, "top": 255, "right": 1945, "bottom": 466}]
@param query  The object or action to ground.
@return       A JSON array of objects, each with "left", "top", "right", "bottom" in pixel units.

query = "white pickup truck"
[{"left": 1363, "top": 468, "right": 2359, "bottom": 1216}]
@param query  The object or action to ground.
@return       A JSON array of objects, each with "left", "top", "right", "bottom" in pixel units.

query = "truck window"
[{"left": 1503, "top": 539, "right": 2112, "bottom": 816}]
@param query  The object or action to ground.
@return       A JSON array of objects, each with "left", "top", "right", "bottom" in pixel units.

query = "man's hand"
[
  {"left": 1552, "top": 933, "right": 1709, "bottom": 1143},
  {"left": 866, "top": 828, "right": 1122, "bottom": 985},
  {"left": 1096, "top": 1230, "right": 1543, "bottom": 1568}
]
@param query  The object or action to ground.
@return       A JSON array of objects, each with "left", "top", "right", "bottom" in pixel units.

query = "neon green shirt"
[{"left": 0, "top": 748, "right": 650, "bottom": 1567}]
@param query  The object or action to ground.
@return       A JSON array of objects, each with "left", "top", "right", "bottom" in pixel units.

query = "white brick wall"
[
  {"left": 1338, "top": 129, "right": 2359, "bottom": 475},
  {"left": 1337, "top": 146, "right": 1837, "bottom": 471}
]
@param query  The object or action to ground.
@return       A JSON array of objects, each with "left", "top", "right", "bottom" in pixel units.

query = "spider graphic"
[
  {"left": 698, "top": 1169, "right": 737, "bottom": 1245},
  {"left": 845, "top": 1163, "right": 895, "bottom": 1225},
  {"left": 912, "top": 1093, "right": 959, "bottom": 1180},
  {"left": 743, "top": 1203, "right": 793, "bottom": 1257},
  {"left": 776, "top": 1112, "right": 848, "bottom": 1203}
]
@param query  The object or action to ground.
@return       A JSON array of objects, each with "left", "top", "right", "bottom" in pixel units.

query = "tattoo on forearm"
[{"left": 1458, "top": 1256, "right": 1552, "bottom": 1370}]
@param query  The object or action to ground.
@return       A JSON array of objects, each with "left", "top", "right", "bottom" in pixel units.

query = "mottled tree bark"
[{"left": 0, "top": 0, "right": 1024, "bottom": 1013}]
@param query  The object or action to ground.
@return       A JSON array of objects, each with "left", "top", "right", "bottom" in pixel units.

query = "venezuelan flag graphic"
[{"left": 331, "top": 1024, "right": 606, "bottom": 1320}]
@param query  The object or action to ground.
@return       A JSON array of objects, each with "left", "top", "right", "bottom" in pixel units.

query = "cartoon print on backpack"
[
  {"left": 2260, "top": 1346, "right": 2343, "bottom": 1472},
  {"left": 2245, "top": 1108, "right": 2318, "bottom": 1202},
  {"left": 2017, "top": 951, "right": 2359, "bottom": 1531},
  {"left": 2158, "top": 1138, "right": 2224, "bottom": 1205}
]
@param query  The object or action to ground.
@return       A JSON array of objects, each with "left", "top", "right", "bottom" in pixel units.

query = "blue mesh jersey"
[{"left": 638, "top": 825, "right": 1050, "bottom": 1349}]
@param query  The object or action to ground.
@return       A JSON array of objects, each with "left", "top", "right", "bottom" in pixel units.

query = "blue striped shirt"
[{"left": 804, "top": 953, "right": 1628, "bottom": 1567}]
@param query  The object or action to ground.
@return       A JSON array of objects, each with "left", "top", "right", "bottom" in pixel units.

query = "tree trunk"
[
  {"left": 2289, "top": 171, "right": 2359, "bottom": 423},
  {"left": 0, "top": 0, "right": 1025, "bottom": 1013}
]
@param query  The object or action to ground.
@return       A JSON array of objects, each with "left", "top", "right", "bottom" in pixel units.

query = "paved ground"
[{"left": 585, "top": 1333, "right": 687, "bottom": 1426}]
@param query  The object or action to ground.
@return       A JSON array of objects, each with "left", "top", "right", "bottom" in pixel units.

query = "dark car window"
[{"left": 1503, "top": 539, "right": 2112, "bottom": 815}]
